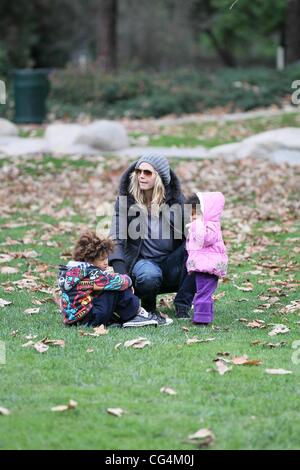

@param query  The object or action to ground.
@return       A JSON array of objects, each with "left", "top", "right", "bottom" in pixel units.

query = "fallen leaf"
[
  {"left": 247, "top": 320, "right": 266, "bottom": 329},
  {"left": 186, "top": 337, "right": 215, "bottom": 345},
  {"left": 51, "top": 400, "right": 78, "bottom": 412},
  {"left": 93, "top": 325, "right": 108, "bottom": 336},
  {"left": 0, "top": 254, "right": 14, "bottom": 264},
  {"left": 268, "top": 324, "right": 290, "bottom": 337},
  {"left": 41, "top": 338, "right": 65, "bottom": 348},
  {"left": 0, "top": 267, "right": 19, "bottom": 274},
  {"left": 232, "top": 356, "right": 262, "bottom": 366},
  {"left": 25, "top": 334, "right": 38, "bottom": 340},
  {"left": 181, "top": 326, "right": 190, "bottom": 333},
  {"left": 217, "top": 351, "right": 231, "bottom": 357},
  {"left": 114, "top": 343, "right": 122, "bottom": 350},
  {"left": 215, "top": 359, "right": 232, "bottom": 375},
  {"left": 265, "top": 341, "right": 287, "bottom": 348},
  {"left": 10, "top": 330, "right": 19, "bottom": 337},
  {"left": 124, "top": 337, "right": 151, "bottom": 349},
  {"left": 0, "top": 298, "right": 12, "bottom": 308},
  {"left": 24, "top": 308, "right": 40, "bottom": 315},
  {"left": 86, "top": 348, "right": 94, "bottom": 353},
  {"left": 160, "top": 387, "right": 177, "bottom": 395},
  {"left": 34, "top": 342, "right": 49, "bottom": 353},
  {"left": 0, "top": 407, "right": 11, "bottom": 416},
  {"left": 107, "top": 407, "right": 125, "bottom": 417},
  {"left": 22, "top": 340, "right": 35, "bottom": 348},
  {"left": 234, "top": 282, "right": 253, "bottom": 292},
  {"left": 188, "top": 428, "right": 215, "bottom": 447},
  {"left": 265, "top": 368, "right": 292, "bottom": 375}
]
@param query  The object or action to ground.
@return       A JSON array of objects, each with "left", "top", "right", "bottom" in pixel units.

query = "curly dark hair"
[
  {"left": 73, "top": 231, "right": 115, "bottom": 263},
  {"left": 186, "top": 193, "right": 200, "bottom": 209}
]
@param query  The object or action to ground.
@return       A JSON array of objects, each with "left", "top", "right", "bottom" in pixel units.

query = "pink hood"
[
  {"left": 186, "top": 191, "right": 228, "bottom": 278},
  {"left": 196, "top": 191, "right": 225, "bottom": 223}
]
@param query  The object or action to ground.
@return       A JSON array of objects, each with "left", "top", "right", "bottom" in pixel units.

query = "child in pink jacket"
[{"left": 186, "top": 192, "right": 228, "bottom": 324}]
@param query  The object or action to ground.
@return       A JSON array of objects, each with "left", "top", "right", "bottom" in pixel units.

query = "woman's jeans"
[{"left": 131, "top": 243, "right": 196, "bottom": 312}]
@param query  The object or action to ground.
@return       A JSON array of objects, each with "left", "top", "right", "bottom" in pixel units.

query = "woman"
[{"left": 109, "top": 153, "right": 196, "bottom": 324}]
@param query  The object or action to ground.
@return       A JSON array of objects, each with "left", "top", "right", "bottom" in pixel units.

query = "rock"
[
  {"left": 0, "top": 137, "right": 46, "bottom": 156},
  {"left": 207, "top": 128, "right": 300, "bottom": 165},
  {"left": 0, "top": 118, "right": 18, "bottom": 137},
  {"left": 44, "top": 123, "right": 84, "bottom": 153},
  {"left": 78, "top": 120, "right": 129, "bottom": 151},
  {"left": 236, "top": 128, "right": 300, "bottom": 163}
]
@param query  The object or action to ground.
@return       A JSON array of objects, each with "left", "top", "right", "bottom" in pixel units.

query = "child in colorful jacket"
[
  {"left": 185, "top": 192, "right": 228, "bottom": 324},
  {"left": 57, "top": 231, "right": 158, "bottom": 328}
]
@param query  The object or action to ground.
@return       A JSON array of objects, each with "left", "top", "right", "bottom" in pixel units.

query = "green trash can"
[{"left": 13, "top": 69, "right": 50, "bottom": 124}]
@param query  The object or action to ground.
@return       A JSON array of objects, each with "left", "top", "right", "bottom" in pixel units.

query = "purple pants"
[{"left": 193, "top": 272, "right": 219, "bottom": 324}]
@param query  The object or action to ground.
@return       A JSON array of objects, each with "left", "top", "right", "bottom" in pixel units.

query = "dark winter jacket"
[
  {"left": 57, "top": 261, "right": 132, "bottom": 324},
  {"left": 108, "top": 162, "right": 188, "bottom": 275}
]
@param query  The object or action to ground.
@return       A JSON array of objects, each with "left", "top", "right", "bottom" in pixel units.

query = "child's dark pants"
[
  {"left": 193, "top": 272, "right": 219, "bottom": 324},
  {"left": 81, "top": 288, "right": 139, "bottom": 327}
]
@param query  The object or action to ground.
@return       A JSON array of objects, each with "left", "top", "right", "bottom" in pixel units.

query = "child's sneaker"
[
  {"left": 122, "top": 313, "right": 158, "bottom": 328},
  {"left": 175, "top": 306, "right": 190, "bottom": 320},
  {"left": 148, "top": 310, "right": 173, "bottom": 326}
]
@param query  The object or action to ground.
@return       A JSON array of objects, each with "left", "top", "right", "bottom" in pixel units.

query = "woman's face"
[{"left": 135, "top": 162, "right": 157, "bottom": 191}]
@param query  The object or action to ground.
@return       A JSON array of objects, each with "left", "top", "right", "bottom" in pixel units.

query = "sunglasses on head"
[{"left": 134, "top": 168, "right": 155, "bottom": 177}]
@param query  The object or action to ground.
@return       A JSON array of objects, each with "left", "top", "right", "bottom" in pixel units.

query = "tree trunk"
[
  {"left": 285, "top": 0, "right": 300, "bottom": 64},
  {"left": 205, "top": 29, "right": 237, "bottom": 67},
  {"left": 98, "top": 0, "right": 118, "bottom": 71}
]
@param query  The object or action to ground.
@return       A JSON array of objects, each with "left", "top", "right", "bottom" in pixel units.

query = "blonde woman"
[{"left": 109, "top": 154, "right": 196, "bottom": 324}]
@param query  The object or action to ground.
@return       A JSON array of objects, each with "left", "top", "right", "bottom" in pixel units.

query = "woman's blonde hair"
[{"left": 129, "top": 169, "right": 166, "bottom": 216}]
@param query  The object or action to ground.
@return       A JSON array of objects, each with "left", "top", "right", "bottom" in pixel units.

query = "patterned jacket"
[{"left": 57, "top": 261, "right": 132, "bottom": 324}]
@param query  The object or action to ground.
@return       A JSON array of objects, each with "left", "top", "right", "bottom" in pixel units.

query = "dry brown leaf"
[
  {"left": 232, "top": 356, "right": 262, "bottom": 366},
  {"left": 212, "top": 291, "right": 225, "bottom": 300},
  {"left": 51, "top": 400, "right": 78, "bottom": 412},
  {"left": 0, "top": 298, "right": 12, "bottom": 308},
  {"left": 10, "top": 330, "right": 19, "bottom": 337},
  {"left": 188, "top": 428, "right": 215, "bottom": 447},
  {"left": 86, "top": 348, "right": 94, "bottom": 353},
  {"left": 265, "top": 341, "right": 287, "bottom": 348},
  {"left": 181, "top": 326, "right": 190, "bottom": 333},
  {"left": 215, "top": 360, "right": 232, "bottom": 375},
  {"left": 186, "top": 337, "right": 215, "bottom": 345},
  {"left": 247, "top": 320, "right": 266, "bottom": 329},
  {"left": 0, "top": 254, "right": 14, "bottom": 264},
  {"left": 93, "top": 325, "right": 108, "bottom": 336},
  {"left": 217, "top": 351, "right": 231, "bottom": 357},
  {"left": 268, "top": 324, "right": 290, "bottom": 337},
  {"left": 0, "top": 267, "right": 19, "bottom": 274},
  {"left": 265, "top": 368, "right": 292, "bottom": 375},
  {"left": 24, "top": 308, "right": 40, "bottom": 315},
  {"left": 22, "top": 340, "right": 35, "bottom": 348},
  {"left": 234, "top": 282, "right": 253, "bottom": 292},
  {"left": 114, "top": 343, "right": 122, "bottom": 350},
  {"left": 107, "top": 407, "right": 125, "bottom": 417},
  {"left": 34, "top": 342, "right": 49, "bottom": 353},
  {"left": 160, "top": 387, "right": 177, "bottom": 395},
  {"left": 42, "top": 338, "right": 65, "bottom": 348},
  {"left": 0, "top": 407, "right": 11, "bottom": 416},
  {"left": 124, "top": 337, "right": 151, "bottom": 349}
]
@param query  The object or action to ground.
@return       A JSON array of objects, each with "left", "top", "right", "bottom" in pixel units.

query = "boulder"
[
  {"left": 0, "top": 118, "right": 18, "bottom": 136},
  {"left": 78, "top": 120, "right": 129, "bottom": 151},
  {"left": 44, "top": 123, "right": 84, "bottom": 153}
]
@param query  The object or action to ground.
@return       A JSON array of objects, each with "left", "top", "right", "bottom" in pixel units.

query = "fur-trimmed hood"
[{"left": 117, "top": 160, "right": 184, "bottom": 207}]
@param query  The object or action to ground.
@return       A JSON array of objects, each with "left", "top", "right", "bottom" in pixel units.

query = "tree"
[
  {"left": 98, "top": 0, "right": 118, "bottom": 70},
  {"left": 285, "top": 0, "right": 300, "bottom": 63}
]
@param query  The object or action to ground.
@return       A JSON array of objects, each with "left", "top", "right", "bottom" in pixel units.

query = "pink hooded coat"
[{"left": 186, "top": 191, "right": 228, "bottom": 277}]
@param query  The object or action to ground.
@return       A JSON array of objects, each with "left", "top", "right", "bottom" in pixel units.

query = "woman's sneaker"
[
  {"left": 148, "top": 311, "right": 173, "bottom": 326},
  {"left": 122, "top": 310, "right": 158, "bottom": 328}
]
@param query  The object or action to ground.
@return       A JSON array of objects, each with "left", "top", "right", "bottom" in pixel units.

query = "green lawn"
[
  {"left": 130, "top": 111, "right": 300, "bottom": 148},
  {"left": 0, "top": 152, "right": 299, "bottom": 450}
]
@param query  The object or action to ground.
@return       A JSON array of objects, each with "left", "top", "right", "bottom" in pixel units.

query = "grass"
[
  {"left": 0, "top": 153, "right": 300, "bottom": 450},
  {"left": 129, "top": 111, "right": 300, "bottom": 148}
]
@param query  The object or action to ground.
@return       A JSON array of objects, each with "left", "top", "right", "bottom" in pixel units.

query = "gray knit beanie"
[{"left": 135, "top": 153, "right": 171, "bottom": 186}]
